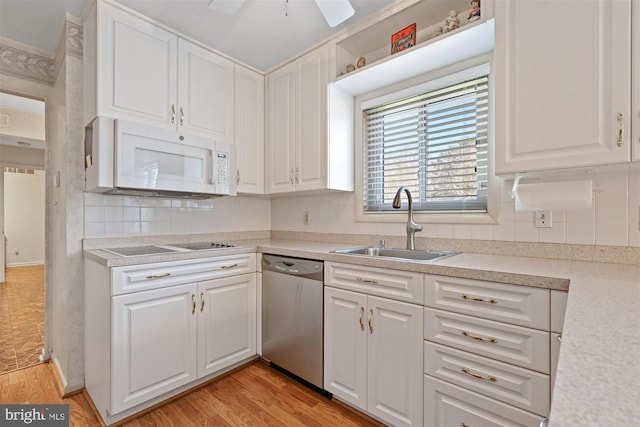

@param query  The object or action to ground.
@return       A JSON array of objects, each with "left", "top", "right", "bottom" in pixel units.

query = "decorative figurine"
[
  {"left": 356, "top": 56, "right": 366, "bottom": 68},
  {"left": 435, "top": 26, "right": 443, "bottom": 36},
  {"left": 468, "top": 0, "right": 481, "bottom": 23},
  {"left": 444, "top": 10, "right": 460, "bottom": 33},
  {"left": 346, "top": 63, "right": 355, "bottom": 73}
]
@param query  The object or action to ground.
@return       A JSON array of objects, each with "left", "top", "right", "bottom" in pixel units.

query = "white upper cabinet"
[
  {"left": 267, "top": 44, "right": 354, "bottom": 194},
  {"left": 235, "top": 64, "right": 265, "bottom": 194},
  {"left": 85, "top": 1, "right": 234, "bottom": 141},
  {"left": 89, "top": 1, "right": 177, "bottom": 128},
  {"left": 495, "top": 0, "right": 633, "bottom": 174},
  {"left": 178, "top": 39, "right": 234, "bottom": 141}
]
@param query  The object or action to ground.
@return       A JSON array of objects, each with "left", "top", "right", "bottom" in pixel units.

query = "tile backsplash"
[
  {"left": 83, "top": 169, "right": 639, "bottom": 248},
  {"left": 271, "top": 169, "right": 639, "bottom": 248},
  {"left": 84, "top": 193, "right": 271, "bottom": 238}
]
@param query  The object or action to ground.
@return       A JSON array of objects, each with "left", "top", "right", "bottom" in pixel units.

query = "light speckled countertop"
[{"left": 84, "top": 238, "right": 640, "bottom": 425}]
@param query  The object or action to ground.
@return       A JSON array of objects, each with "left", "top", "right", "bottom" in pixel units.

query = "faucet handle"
[{"left": 379, "top": 239, "right": 385, "bottom": 248}]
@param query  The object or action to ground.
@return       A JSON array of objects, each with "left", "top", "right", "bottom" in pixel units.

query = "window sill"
[{"left": 356, "top": 211, "right": 499, "bottom": 225}]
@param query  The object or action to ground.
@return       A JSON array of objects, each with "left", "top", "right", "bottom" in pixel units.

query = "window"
[{"left": 361, "top": 75, "right": 489, "bottom": 215}]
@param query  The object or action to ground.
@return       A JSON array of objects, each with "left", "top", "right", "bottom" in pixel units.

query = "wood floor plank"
[{"left": 1, "top": 359, "right": 381, "bottom": 426}]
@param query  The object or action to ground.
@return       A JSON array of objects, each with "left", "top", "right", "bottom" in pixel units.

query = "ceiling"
[{"left": 0, "top": 0, "right": 397, "bottom": 72}]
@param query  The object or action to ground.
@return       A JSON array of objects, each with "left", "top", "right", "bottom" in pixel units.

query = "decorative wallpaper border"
[
  {"left": 0, "top": 15, "right": 83, "bottom": 86},
  {"left": 0, "top": 38, "right": 55, "bottom": 85}
]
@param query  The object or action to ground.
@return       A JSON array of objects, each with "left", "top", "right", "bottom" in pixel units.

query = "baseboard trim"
[{"left": 50, "top": 355, "right": 85, "bottom": 397}]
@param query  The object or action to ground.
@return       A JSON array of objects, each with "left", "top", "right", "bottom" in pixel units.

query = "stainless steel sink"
[{"left": 332, "top": 246, "right": 459, "bottom": 263}]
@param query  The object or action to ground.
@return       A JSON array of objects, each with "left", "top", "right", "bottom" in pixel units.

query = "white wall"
[
  {"left": 4, "top": 169, "right": 45, "bottom": 266},
  {"left": 271, "top": 169, "right": 640, "bottom": 248},
  {"left": 84, "top": 193, "right": 271, "bottom": 238}
]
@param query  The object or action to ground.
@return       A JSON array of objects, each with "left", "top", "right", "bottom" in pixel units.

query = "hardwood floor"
[
  {"left": 0, "top": 265, "right": 45, "bottom": 374},
  {"left": 0, "top": 361, "right": 383, "bottom": 427}
]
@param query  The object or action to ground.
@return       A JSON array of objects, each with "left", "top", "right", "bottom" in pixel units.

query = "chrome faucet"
[{"left": 392, "top": 186, "right": 423, "bottom": 250}]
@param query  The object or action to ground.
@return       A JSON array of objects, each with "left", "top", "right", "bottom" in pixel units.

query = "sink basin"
[
  {"left": 102, "top": 246, "right": 180, "bottom": 257},
  {"left": 332, "top": 246, "right": 459, "bottom": 263}
]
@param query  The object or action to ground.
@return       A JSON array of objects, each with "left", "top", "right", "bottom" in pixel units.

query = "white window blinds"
[{"left": 362, "top": 75, "right": 489, "bottom": 213}]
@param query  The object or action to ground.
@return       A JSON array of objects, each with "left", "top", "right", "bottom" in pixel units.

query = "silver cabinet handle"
[
  {"left": 200, "top": 292, "right": 205, "bottom": 313},
  {"left": 295, "top": 167, "right": 299, "bottom": 184},
  {"left": 220, "top": 263, "right": 238, "bottom": 269},
  {"left": 145, "top": 273, "right": 171, "bottom": 280},
  {"left": 462, "top": 330, "right": 497, "bottom": 343},
  {"left": 617, "top": 113, "right": 624, "bottom": 147},
  {"left": 462, "top": 294, "right": 496, "bottom": 304},
  {"left": 179, "top": 106, "right": 184, "bottom": 126},
  {"left": 540, "top": 419, "right": 549, "bottom": 427},
  {"left": 557, "top": 334, "right": 562, "bottom": 343},
  {"left": 356, "top": 276, "right": 378, "bottom": 284},
  {"left": 236, "top": 169, "right": 240, "bottom": 185},
  {"left": 289, "top": 168, "right": 294, "bottom": 184},
  {"left": 461, "top": 367, "right": 497, "bottom": 382},
  {"left": 191, "top": 294, "right": 196, "bottom": 315},
  {"left": 170, "top": 104, "right": 176, "bottom": 124}
]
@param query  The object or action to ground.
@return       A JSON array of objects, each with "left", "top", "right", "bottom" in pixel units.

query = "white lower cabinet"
[
  {"left": 324, "top": 286, "right": 423, "bottom": 427},
  {"left": 198, "top": 274, "right": 257, "bottom": 377},
  {"left": 85, "top": 254, "right": 257, "bottom": 425},
  {"left": 425, "top": 376, "right": 543, "bottom": 427},
  {"left": 112, "top": 283, "right": 198, "bottom": 414},
  {"left": 422, "top": 274, "right": 562, "bottom": 426}
]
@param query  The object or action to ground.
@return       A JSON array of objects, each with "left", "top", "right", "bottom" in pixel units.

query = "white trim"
[
  {"left": 51, "top": 355, "right": 85, "bottom": 395},
  {"left": 354, "top": 54, "right": 499, "bottom": 224}
]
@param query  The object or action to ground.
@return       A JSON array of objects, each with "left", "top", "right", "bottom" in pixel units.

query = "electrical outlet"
[
  {"left": 534, "top": 210, "right": 552, "bottom": 228},
  {"left": 303, "top": 211, "right": 310, "bottom": 225}
]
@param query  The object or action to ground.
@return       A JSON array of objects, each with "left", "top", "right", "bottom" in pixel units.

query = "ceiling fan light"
[
  {"left": 208, "top": 0, "right": 245, "bottom": 15},
  {"left": 315, "top": 0, "right": 355, "bottom": 27}
]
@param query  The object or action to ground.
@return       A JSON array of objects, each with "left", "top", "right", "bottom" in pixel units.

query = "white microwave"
[{"left": 84, "top": 117, "right": 236, "bottom": 198}]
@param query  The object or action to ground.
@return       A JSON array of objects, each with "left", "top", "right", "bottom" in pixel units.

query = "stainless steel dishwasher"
[{"left": 262, "top": 254, "right": 325, "bottom": 391}]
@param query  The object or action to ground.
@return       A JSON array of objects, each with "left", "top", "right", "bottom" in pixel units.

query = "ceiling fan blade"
[
  {"left": 315, "top": 0, "right": 355, "bottom": 27},
  {"left": 208, "top": 0, "right": 245, "bottom": 15}
]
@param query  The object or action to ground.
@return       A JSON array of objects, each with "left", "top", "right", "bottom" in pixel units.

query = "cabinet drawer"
[
  {"left": 425, "top": 308, "right": 550, "bottom": 373},
  {"left": 325, "top": 262, "right": 423, "bottom": 304},
  {"left": 112, "top": 253, "right": 256, "bottom": 296},
  {"left": 425, "top": 342, "right": 550, "bottom": 416},
  {"left": 550, "top": 290, "right": 568, "bottom": 333},
  {"left": 425, "top": 376, "right": 543, "bottom": 427},
  {"left": 424, "top": 275, "right": 550, "bottom": 330}
]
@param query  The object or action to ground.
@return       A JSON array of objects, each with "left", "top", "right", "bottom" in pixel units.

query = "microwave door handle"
[{"left": 207, "top": 149, "right": 214, "bottom": 184}]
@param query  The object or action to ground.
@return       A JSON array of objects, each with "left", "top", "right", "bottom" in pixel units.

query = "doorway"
[{"left": 0, "top": 92, "right": 46, "bottom": 375}]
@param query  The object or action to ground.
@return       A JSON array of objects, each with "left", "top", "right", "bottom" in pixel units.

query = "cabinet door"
[
  {"left": 267, "top": 64, "right": 296, "bottom": 193},
  {"left": 495, "top": 0, "right": 632, "bottom": 173},
  {"left": 295, "top": 45, "right": 328, "bottom": 191},
  {"left": 99, "top": 3, "right": 177, "bottom": 128},
  {"left": 367, "top": 295, "right": 423, "bottom": 427},
  {"left": 111, "top": 283, "right": 197, "bottom": 414},
  {"left": 197, "top": 273, "right": 256, "bottom": 377},
  {"left": 178, "top": 39, "right": 234, "bottom": 141},
  {"left": 235, "top": 65, "right": 265, "bottom": 193},
  {"left": 324, "top": 287, "right": 367, "bottom": 410}
]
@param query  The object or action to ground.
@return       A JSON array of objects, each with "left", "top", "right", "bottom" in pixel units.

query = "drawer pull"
[
  {"left": 557, "top": 335, "right": 562, "bottom": 343},
  {"left": 191, "top": 294, "right": 196, "bottom": 315},
  {"left": 145, "top": 273, "right": 171, "bottom": 280},
  {"left": 462, "top": 294, "right": 497, "bottom": 304},
  {"left": 359, "top": 306, "right": 365, "bottom": 331},
  {"left": 356, "top": 276, "right": 378, "bottom": 284},
  {"left": 461, "top": 367, "right": 497, "bottom": 382},
  {"left": 220, "top": 263, "right": 239, "bottom": 269},
  {"left": 200, "top": 292, "right": 205, "bottom": 313},
  {"left": 368, "top": 309, "right": 374, "bottom": 334},
  {"left": 462, "top": 330, "right": 497, "bottom": 343},
  {"left": 462, "top": 424, "right": 470, "bottom": 427}
]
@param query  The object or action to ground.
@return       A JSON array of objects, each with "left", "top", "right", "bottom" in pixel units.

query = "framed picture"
[{"left": 391, "top": 23, "right": 416, "bottom": 54}]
